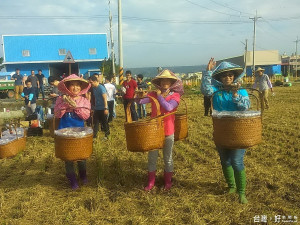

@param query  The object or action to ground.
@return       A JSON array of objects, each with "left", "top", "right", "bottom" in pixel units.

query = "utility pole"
[
  {"left": 249, "top": 11, "right": 261, "bottom": 76},
  {"left": 294, "top": 36, "right": 299, "bottom": 79},
  {"left": 109, "top": 0, "right": 116, "bottom": 77},
  {"left": 118, "top": 0, "right": 124, "bottom": 85},
  {"left": 241, "top": 39, "right": 248, "bottom": 72}
]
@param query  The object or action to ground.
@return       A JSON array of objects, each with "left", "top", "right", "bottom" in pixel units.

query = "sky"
[{"left": 0, "top": 0, "right": 300, "bottom": 68}]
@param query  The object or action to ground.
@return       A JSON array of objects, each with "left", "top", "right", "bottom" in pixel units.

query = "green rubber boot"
[
  {"left": 221, "top": 165, "right": 236, "bottom": 194},
  {"left": 235, "top": 169, "right": 248, "bottom": 204}
]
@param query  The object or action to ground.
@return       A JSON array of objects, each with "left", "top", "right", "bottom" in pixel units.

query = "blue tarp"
[{"left": 246, "top": 65, "right": 282, "bottom": 76}]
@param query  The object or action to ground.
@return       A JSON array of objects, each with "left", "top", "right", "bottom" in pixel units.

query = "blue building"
[{"left": 2, "top": 33, "right": 108, "bottom": 78}]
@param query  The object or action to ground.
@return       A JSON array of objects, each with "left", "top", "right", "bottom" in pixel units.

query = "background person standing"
[
  {"left": 122, "top": 70, "right": 138, "bottom": 121},
  {"left": 89, "top": 75, "right": 110, "bottom": 139},
  {"left": 136, "top": 74, "right": 149, "bottom": 119},
  {"left": 104, "top": 77, "right": 117, "bottom": 123},
  {"left": 253, "top": 67, "right": 274, "bottom": 110},
  {"left": 12, "top": 68, "right": 23, "bottom": 100},
  {"left": 27, "top": 70, "right": 39, "bottom": 98},
  {"left": 36, "top": 69, "right": 45, "bottom": 100}
]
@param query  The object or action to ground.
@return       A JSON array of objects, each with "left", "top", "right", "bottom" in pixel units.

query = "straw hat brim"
[
  {"left": 255, "top": 68, "right": 265, "bottom": 72},
  {"left": 212, "top": 67, "right": 244, "bottom": 78},
  {"left": 64, "top": 78, "right": 90, "bottom": 90},
  {"left": 152, "top": 75, "right": 178, "bottom": 86}
]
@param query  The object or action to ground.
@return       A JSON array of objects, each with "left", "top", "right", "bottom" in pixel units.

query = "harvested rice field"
[{"left": 0, "top": 84, "right": 299, "bottom": 224}]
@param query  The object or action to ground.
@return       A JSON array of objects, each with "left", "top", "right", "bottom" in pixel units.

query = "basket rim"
[
  {"left": 54, "top": 132, "right": 93, "bottom": 140},
  {"left": 212, "top": 115, "right": 261, "bottom": 120},
  {"left": 0, "top": 136, "right": 26, "bottom": 147}
]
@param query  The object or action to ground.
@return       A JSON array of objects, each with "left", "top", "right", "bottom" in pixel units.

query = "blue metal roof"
[
  {"left": 0, "top": 72, "right": 14, "bottom": 76},
  {"left": 2, "top": 33, "right": 108, "bottom": 63}
]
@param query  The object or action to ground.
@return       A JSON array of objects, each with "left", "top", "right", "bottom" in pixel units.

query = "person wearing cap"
[
  {"left": 12, "top": 68, "right": 24, "bottom": 100},
  {"left": 54, "top": 74, "right": 91, "bottom": 190},
  {"left": 253, "top": 67, "right": 274, "bottom": 110},
  {"left": 139, "top": 69, "right": 184, "bottom": 191},
  {"left": 122, "top": 70, "right": 138, "bottom": 121},
  {"left": 201, "top": 58, "right": 250, "bottom": 204}
]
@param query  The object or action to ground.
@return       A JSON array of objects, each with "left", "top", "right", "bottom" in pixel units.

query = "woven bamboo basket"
[
  {"left": 174, "top": 98, "right": 188, "bottom": 141},
  {"left": 53, "top": 107, "right": 93, "bottom": 161},
  {"left": 211, "top": 88, "right": 262, "bottom": 149},
  {"left": 124, "top": 96, "right": 165, "bottom": 152},
  {"left": 0, "top": 127, "right": 27, "bottom": 159}
]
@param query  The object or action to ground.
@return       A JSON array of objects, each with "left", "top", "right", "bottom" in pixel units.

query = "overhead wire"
[
  {"left": 183, "top": 0, "right": 248, "bottom": 18},
  {"left": 0, "top": 14, "right": 299, "bottom": 23},
  {"left": 124, "top": 40, "right": 203, "bottom": 45},
  {"left": 0, "top": 15, "right": 251, "bottom": 24},
  {"left": 207, "top": 0, "right": 253, "bottom": 16}
]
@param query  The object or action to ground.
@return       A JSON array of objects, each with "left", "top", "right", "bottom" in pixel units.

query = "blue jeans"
[
  {"left": 137, "top": 103, "right": 146, "bottom": 118},
  {"left": 38, "top": 85, "right": 45, "bottom": 99},
  {"left": 217, "top": 148, "right": 246, "bottom": 172}
]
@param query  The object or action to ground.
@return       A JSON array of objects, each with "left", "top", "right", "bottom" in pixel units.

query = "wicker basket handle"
[
  {"left": 126, "top": 95, "right": 161, "bottom": 123},
  {"left": 210, "top": 88, "right": 262, "bottom": 112},
  {"left": 4, "top": 122, "right": 20, "bottom": 140},
  {"left": 1, "top": 119, "right": 24, "bottom": 140},
  {"left": 145, "top": 97, "right": 185, "bottom": 122},
  {"left": 179, "top": 98, "right": 188, "bottom": 115}
]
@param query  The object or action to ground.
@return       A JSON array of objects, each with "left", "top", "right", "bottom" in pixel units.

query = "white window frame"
[
  {"left": 89, "top": 48, "right": 97, "bottom": 55},
  {"left": 22, "top": 50, "right": 30, "bottom": 57},
  {"left": 59, "top": 49, "right": 67, "bottom": 55}
]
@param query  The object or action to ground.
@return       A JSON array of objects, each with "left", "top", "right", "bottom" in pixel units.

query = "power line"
[
  {"left": 122, "top": 16, "right": 250, "bottom": 24},
  {"left": 184, "top": 0, "right": 248, "bottom": 18},
  {"left": 264, "top": 15, "right": 300, "bottom": 21},
  {"left": 207, "top": 0, "right": 253, "bottom": 16},
  {"left": 0, "top": 14, "right": 299, "bottom": 23},
  {"left": 124, "top": 40, "right": 203, "bottom": 45},
  {"left": 0, "top": 15, "right": 251, "bottom": 24},
  {"left": 260, "top": 18, "right": 291, "bottom": 40}
]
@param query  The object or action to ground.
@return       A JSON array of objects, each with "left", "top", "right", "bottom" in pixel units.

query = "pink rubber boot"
[
  {"left": 144, "top": 171, "right": 156, "bottom": 191},
  {"left": 164, "top": 172, "right": 173, "bottom": 190}
]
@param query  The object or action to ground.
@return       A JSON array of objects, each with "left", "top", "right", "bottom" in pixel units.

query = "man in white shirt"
[
  {"left": 104, "top": 77, "right": 117, "bottom": 122},
  {"left": 253, "top": 67, "right": 274, "bottom": 110}
]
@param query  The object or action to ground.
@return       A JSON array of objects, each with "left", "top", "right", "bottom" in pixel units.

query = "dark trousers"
[
  {"left": 65, "top": 160, "right": 86, "bottom": 174},
  {"left": 123, "top": 98, "right": 138, "bottom": 122},
  {"left": 33, "top": 87, "right": 39, "bottom": 99},
  {"left": 107, "top": 100, "right": 114, "bottom": 122},
  {"left": 204, "top": 96, "right": 212, "bottom": 116},
  {"left": 93, "top": 110, "right": 110, "bottom": 138},
  {"left": 38, "top": 85, "right": 45, "bottom": 99}
]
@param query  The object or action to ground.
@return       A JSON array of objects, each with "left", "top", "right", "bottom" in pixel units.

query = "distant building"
[
  {"left": 217, "top": 50, "right": 282, "bottom": 76},
  {"left": 287, "top": 54, "right": 300, "bottom": 76},
  {"left": 1, "top": 33, "right": 108, "bottom": 78}
]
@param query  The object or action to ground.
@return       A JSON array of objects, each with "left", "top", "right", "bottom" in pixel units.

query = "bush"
[{"left": 274, "top": 80, "right": 283, "bottom": 86}]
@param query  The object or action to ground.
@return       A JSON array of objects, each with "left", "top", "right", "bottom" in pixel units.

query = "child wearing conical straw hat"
[{"left": 139, "top": 69, "right": 184, "bottom": 191}]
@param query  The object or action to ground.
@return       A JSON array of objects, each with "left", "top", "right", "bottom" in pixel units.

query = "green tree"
[
  {"left": 0, "top": 57, "right": 4, "bottom": 70},
  {"left": 101, "top": 57, "right": 119, "bottom": 80}
]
